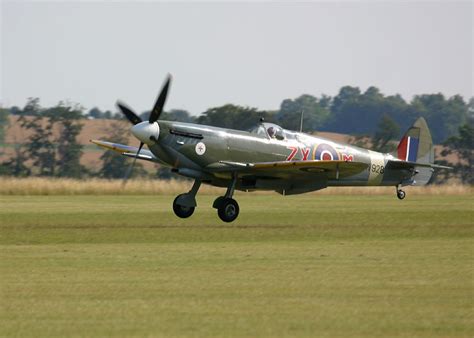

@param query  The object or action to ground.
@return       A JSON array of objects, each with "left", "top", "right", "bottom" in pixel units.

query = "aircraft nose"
[{"left": 131, "top": 121, "right": 160, "bottom": 144}]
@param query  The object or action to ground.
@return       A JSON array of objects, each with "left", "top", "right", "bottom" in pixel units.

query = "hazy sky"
[{"left": 1, "top": 1, "right": 473, "bottom": 115}]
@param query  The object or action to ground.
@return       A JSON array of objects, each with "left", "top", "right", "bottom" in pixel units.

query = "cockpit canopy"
[{"left": 249, "top": 122, "right": 294, "bottom": 140}]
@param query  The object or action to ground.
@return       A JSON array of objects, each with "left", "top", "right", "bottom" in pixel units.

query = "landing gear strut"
[
  {"left": 173, "top": 180, "right": 201, "bottom": 218},
  {"left": 396, "top": 185, "right": 406, "bottom": 200},
  {"left": 172, "top": 175, "right": 241, "bottom": 222},
  {"left": 213, "top": 174, "right": 240, "bottom": 222}
]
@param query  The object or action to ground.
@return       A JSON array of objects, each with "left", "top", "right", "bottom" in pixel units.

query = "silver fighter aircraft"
[{"left": 92, "top": 75, "right": 451, "bottom": 222}]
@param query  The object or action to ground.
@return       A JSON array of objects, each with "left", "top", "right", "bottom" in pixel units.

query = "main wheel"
[
  {"left": 173, "top": 194, "right": 195, "bottom": 218},
  {"left": 217, "top": 198, "right": 239, "bottom": 223},
  {"left": 397, "top": 190, "right": 406, "bottom": 200},
  {"left": 212, "top": 196, "right": 226, "bottom": 209}
]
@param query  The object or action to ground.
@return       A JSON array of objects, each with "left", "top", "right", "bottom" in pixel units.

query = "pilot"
[{"left": 267, "top": 127, "right": 275, "bottom": 138}]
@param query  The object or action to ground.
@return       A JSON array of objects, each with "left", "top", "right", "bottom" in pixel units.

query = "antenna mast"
[{"left": 299, "top": 109, "right": 304, "bottom": 132}]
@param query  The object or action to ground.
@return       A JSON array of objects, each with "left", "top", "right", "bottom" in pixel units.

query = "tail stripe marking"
[
  {"left": 397, "top": 136, "right": 408, "bottom": 160},
  {"left": 406, "top": 137, "right": 411, "bottom": 161},
  {"left": 397, "top": 136, "right": 419, "bottom": 162},
  {"left": 407, "top": 137, "right": 419, "bottom": 162}
]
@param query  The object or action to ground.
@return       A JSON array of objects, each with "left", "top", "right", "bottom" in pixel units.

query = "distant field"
[
  {"left": 0, "top": 177, "right": 472, "bottom": 196},
  {"left": 1, "top": 194, "right": 472, "bottom": 337}
]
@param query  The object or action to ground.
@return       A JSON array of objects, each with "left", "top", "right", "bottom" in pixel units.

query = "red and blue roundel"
[{"left": 314, "top": 144, "right": 340, "bottom": 161}]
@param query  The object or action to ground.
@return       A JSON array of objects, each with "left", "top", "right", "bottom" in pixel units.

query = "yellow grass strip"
[{"left": 0, "top": 177, "right": 471, "bottom": 196}]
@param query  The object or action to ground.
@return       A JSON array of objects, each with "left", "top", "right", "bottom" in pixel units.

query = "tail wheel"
[
  {"left": 397, "top": 190, "right": 406, "bottom": 200},
  {"left": 217, "top": 198, "right": 239, "bottom": 223},
  {"left": 173, "top": 194, "right": 195, "bottom": 218}
]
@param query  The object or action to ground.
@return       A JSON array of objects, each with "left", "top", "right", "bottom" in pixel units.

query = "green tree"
[
  {"left": 99, "top": 121, "right": 147, "bottom": 179},
  {"left": 47, "top": 102, "right": 85, "bottom": 178},
  {"left": 410, "top": 94, "right": 467, "bottom": 144},
  {"left": 327, "top": 86, "right": 409, "bottom": 135},
  {"left": 22, "top": 97, "right": 42, "bottom": 116},
  {"left": 277, "top": 94, "right": 330, "bottom": 132},
  {"left": 197, "top": 105, "right": 274, "bottom": 131},
  {"left": 0, "top": 143, "right": 30, "bottom": 176},
  {"left": 0, "top": 108, "right": 9, "bottom": 145},
  {"left": 372, "top": 114, "right": 400, "bottom": 153},
  {"left": 16, "top": 100, "right": 86, "bottom": 178},
  {"left": 18, "top": 102, "right": 57, "bottom": 176},
  {"left": 161, "top": 109, "right": 195, "bottom": 122},
  {"left": 441, "top": 123, "right": 473, "bottom": 184},
  {"left": 87, "top": 107, "right": 104, "bottom": 119},
  {"left": 99, "top": 121, "right": 129, "bottom": 179}
]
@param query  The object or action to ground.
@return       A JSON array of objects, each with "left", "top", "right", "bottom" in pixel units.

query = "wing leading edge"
[{"left": 90, "top": 140, "right": 158, "bottom": 162}]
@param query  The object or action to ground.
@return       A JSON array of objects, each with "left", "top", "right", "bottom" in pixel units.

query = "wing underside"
[
  {"left": 206, "top": 160, "right": 368, "bottom": 195},
  {"left": 208, "top": 160, "right": 368, "bottom": 180}
]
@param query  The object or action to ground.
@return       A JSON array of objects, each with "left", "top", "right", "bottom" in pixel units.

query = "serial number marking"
[{"left": 369, "top": 164, "right": 385, "bottom": 174}]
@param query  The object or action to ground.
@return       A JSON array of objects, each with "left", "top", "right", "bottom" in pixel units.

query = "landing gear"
[
  {"left": 172, "top": 175, "right": 241, "bottom": 222},
  {"left": 213, "top": 173, "right": 240, "bottom": 222},
  {"left": 172, "top": 180, "right": 201, "bottom": 218},
  {"left": 173, "top": 194, "right": 195, "bottom": 218},
  {"left": 215, "top": 197, "right": 239, "bottom": 223},
  {"left": 396, "top": 185, "right": 406, "bottom": 200}
]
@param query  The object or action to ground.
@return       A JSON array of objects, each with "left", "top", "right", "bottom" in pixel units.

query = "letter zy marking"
[
  {"left": 286, "top": 147, "right": 310, "bottom": 161},
  {"left": 301, "top": 148, "right": 310, "bottom": 160},
  {"left": 286, "top": 146, "right": 298, "bottom": 161}
]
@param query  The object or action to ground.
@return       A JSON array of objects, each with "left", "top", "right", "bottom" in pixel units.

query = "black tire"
[
  {"left": 217, "top": 198, "right": 239, "bottom": 223},
  {"left": 173, "top": 195, "right": 195, "bottom": 218},
  {"left": 397, "top": 190, "right": 406, "bottom": 200},
  {"left": 212, "top": 196, "right": 226, "bottom": 209}
]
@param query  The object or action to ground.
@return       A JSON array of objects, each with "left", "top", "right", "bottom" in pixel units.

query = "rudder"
[
  {"left": 395, "top": 117, "right": 434, "bottom": 164},
  {"left": 393, "top": 117, "right": 435, "bottom": 185}
]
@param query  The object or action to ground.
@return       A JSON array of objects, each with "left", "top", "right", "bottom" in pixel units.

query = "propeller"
[
  {"left": 117, "top": 102, "right": 142, "bottom": 125},
  {"left": 149, "top": 74, "right": 171, "bottom": 123},
  {"left": 122, "top": 142, "right": 144, "bottom": 186},
  {"left": 117, "top": 74, "right": 172, "bottom": 186}
]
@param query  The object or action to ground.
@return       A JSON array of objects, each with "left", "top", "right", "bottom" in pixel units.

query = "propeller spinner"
[{"left": 117, "top": 74, "right": 172, "bottom": 185}]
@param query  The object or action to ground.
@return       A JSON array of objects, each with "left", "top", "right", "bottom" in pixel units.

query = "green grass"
[{"left": 1, "top": 194, "right": 473, "bottom": 337}]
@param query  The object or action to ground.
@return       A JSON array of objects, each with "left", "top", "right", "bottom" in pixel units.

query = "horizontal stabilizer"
[{"left": 387, "top": 159, "right": 452, "bottom": 171}]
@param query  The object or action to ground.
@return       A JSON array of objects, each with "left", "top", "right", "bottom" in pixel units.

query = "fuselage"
[{"left": 146, "top": 120, "right": 411, "bottom": 192}]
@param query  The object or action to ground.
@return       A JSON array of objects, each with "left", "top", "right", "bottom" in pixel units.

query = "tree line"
[{"left": 0, "top": 86, "right": 472, "bottom": 183}]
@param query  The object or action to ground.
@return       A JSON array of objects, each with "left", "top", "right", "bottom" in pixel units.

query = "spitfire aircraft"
[{"left": 92, "top": 75, "right": 451, "bottom": 222}]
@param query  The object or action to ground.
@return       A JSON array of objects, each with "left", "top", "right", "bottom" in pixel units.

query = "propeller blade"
[
  {"left": 122, "top": 142, "right": 144, "bottom": 187},
  {"left": 149, "top": 74, "right": 172, "bottom": 123},
  {"left": 117, "top": 101, "right": 143, "bottom": 125}
]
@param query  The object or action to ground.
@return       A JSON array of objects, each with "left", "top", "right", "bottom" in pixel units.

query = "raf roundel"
[
  {"left": 314, "top": 143, "right": 340, "bottom": 161},
  {"left": 195, "top": 142, "right": 206, "bottom": 156}
]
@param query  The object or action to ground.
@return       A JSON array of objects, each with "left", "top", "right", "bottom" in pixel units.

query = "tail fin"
[
  {"left": 392, "top": 117, "right": 435, "bottom": 185},
  {"left": 395, "top": 117, "right": 434, "bottom": 164}
]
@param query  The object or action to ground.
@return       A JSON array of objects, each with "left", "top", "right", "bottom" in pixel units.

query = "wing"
[
  {"left": 207, "top": 160, "right": 368, "bottom": 180},
  {"left": 206, "top": 160, "right": 368, "bottom": 195},
  {"left": 90, "top": 139, "right": 159, "bottom": 162}
]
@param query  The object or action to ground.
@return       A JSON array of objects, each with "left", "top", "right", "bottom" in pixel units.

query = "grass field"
[{"left": 1, "top": 193, "right": 473, "bottom": 337}]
